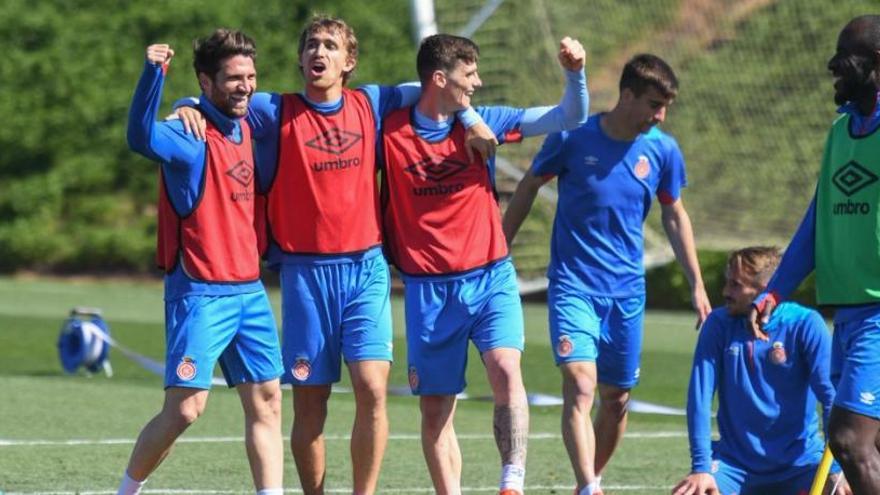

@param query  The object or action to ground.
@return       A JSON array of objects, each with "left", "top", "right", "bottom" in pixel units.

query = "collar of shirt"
[
  {"left": 198, "top": 94, "right": 242, "bottom": 142},
  {"left": 302, "top": 94, "right": 342, "bottom": 113},
  {"left": 837, "top": 90, "right": 880, "bottom": 136},
  {"left": 413, "top": 107, "right": 457, "bottom": 142}
]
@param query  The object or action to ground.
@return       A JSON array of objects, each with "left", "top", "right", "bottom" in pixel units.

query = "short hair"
[
  {"left": 727, "top": 246, "right": 781, "bottom": 287},
  {"left": 417, "top": 34, "right": 480, "bottom": 85},
  {"left": 846, "top": 15, "right": 880, "bottom": 52},
  {"left": 192, "top": 29, "right": 256, "bottom": 80},
  {"left": 297, "top": 15, "right": 359, "bottom": 84},
  {"left": 619, "top": 53, "right": 678, "bottom": 99}
]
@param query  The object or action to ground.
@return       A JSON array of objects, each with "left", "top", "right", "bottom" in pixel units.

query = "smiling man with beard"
[
  {"left": 119, "top": 30, "right": 284, "bottom": 495},
  {"left": 673, "top": 247, "right": 847, "bottom": 495},
  {"left": 749, "top": 14, "right": 880, "bottom": 495}
]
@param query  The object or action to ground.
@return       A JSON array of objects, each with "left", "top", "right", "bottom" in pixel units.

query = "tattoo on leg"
[{"left": 494, "top": 404, "right": 529, "bottom": 465}]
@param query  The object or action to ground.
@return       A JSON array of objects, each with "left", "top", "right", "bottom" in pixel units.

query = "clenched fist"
[
  {"left": 557, "top": 37, "right": 585, "bottom": 72},
  {"left": 146, "top": 44, "right": 174, "bottom": 67}
]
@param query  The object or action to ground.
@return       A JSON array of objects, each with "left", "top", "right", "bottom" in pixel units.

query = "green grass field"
[{"left": 0, "top": 276, "right": 701, "bottom": 494}]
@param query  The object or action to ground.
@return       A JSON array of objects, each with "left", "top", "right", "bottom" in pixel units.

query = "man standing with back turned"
[
  {"left": 503, "top": 54, "right": 711, "bottom": 495},
  {"left": 749, "top": 15, "right": 880, "bottom": 495}
]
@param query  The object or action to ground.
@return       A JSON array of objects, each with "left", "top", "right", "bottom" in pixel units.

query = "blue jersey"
[
  {"left": 127, "top": 61, "right": 263, "bottom": 299},
  {"left": 687, "top": 303, "right": 835, "bottom": 477},
  {"left": 530, "top": 114, "right": 687, "bottom": 296}
]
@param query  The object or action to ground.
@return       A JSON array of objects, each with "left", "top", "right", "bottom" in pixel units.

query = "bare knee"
[
  {"left": 829, "top": 419, "right": 872, "bottom": 466},
  {"left": 161, "top": 390, "right": 208, "bottom": 430},
  {"left": 245, "top": 380, "right": 283, "bottom": 424},
  {"left": 598, "top": 386, "right": 630, "bottom": 419},
  {"left": 561, "top": 363, "right": 597, "bottom": 411},
  {"left": 293, "top": 386, "right": 331, "bottom": 430},
  {"left": 420, "top": 397, "right": 454, "bottom": 437},
  {"left": 484, "top": 351, "right": 524, "bottom": 403}
]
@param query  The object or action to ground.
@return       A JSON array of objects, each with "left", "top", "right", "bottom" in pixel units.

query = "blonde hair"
[{"left": 727, "top": 246, "right": 781, "bottom": 287}]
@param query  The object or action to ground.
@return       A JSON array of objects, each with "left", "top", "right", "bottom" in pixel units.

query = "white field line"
[
  {"left": 0, "top": 430, "right": 686, "bottom": 447},
  {"left": 9, "top": 485, "right": 666, "bottom": 494}
]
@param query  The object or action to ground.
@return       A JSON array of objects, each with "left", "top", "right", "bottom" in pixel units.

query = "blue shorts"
[
  {"left": 710, "top": 457, "right": 818, "bottom": 495},
  {"left": 548, "top": 282, "right": 645, "bottom": 389},
  {"left": 280, "top": 251, "right": 393, "bottom": 385},
  {"left": 831, "top": 307, "right": 880, "bottom": 419},
  {"left": 404, "top": 259, "right": 524, "bottom": 395},
  {"left": 164, "top": 290, "right": 283, "bottom": 389}
]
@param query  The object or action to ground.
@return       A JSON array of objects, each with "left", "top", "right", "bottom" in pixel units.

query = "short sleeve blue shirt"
[{"left": 531, "top": 113, "right": 687, "bottom": 296}]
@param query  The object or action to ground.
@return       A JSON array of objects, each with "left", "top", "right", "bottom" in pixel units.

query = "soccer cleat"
[{"left": 499, "top": 490, "right": 523, "bottom": 495}]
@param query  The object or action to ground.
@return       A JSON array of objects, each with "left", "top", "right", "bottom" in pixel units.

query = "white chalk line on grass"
[
  {"left": 0, "top": 430, "right": 686, "bottom": 447},
  {"left": 9, "top": 485, "right": 666, "bottom": 494}
]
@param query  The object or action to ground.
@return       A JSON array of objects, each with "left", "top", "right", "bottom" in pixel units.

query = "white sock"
[
  {"left": 117, "top": 472, "right": 146, "bottom": 495},
  {"left": 499, "top": 463, "right": 525, "bottom": 492},
  {"left": 577, "top": 481, "right": 600, "bottom": 495},
  {"left": 256, "top": 489, "right": 284, "bottom": 495}
]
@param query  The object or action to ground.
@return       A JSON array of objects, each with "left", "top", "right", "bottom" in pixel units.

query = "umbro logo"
[
  {"left": 832, "top": 160, "right": 878, "bottom": 197},
  {"left": 305, "top": 128, "right": 362, "bottom": 155},
  {"left": 405, "top": 157, "right": 468, "bottom": 182},
  {"left": 226, "top": 160, "right": 253, "bottom": 187}
]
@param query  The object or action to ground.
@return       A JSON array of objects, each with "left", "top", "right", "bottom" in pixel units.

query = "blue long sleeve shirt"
[
  {"left": 127, "top": 60, "right": 263, "bottom": 299},
  {"left": 687, "top": 303, "right": 836, "bottom": 478}
]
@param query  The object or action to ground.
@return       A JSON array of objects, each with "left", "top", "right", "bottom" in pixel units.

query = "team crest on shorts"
[
  {"left": 770, "top": 341, "right": 787, "bottom": 365},
  {"left": 634, "top": 155, "right": 651, "bottom": 179},
  {"left": 292, "top": 358, "right": 312, "bottom": 381},
  {"left": 176, "top": 357, "right": 197, "bottom": 381},
  {"left": 408, "top": 366, "right": 419, "bottom": 391},
  {"left": 556, "top": 335, "right": 574, "bottom": 357}
]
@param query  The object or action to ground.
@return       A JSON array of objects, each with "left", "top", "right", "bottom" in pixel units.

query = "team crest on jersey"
[
  {"left": 292, "top": 358, "right": 312, "bottom": 381},
  {"left": 556, "top": 335, "right": 574, "bottom": 357},
  {"left": 305, "top": 128, "right": 362, "bottom": 155},
  {"left": 408, "top": 366, "right": 419, "bottom": 391},
  {"left": 710, "top": 460, "right": 720, "bottom": 473},
  {"left": 405, "top": 157, "right": 468, "bottom": 182},
  {"left": 769, "top": 341, "right": 787, "bottom": 365},
  {"left": 225, "top": 159, "right": 254, "bottom": 187},
  {"left": 634, "top": 155, "right": 651, "bottom": 179},
  {"left": 176, "top": 356, "right": 197, "bottom": 381}
]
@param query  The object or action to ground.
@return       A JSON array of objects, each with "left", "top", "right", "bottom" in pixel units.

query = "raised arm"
[
  {"left": 127, "top": 44, "right": 201, "bottom": 165},
  {"left": 519, "top": 37, "right": 589, "bottom": 137}
]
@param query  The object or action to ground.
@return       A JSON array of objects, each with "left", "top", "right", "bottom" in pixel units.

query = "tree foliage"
[{"left": 0, "top": 0, "right": 415, "bottom": 272}]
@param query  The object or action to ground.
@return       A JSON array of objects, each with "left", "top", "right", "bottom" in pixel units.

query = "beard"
[{"left": 831, "top": 54, "right": 878, "bottom": 106}]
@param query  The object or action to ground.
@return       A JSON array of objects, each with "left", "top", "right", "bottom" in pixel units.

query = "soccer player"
[
  {"left": 502, "top": 54, "right": 711, "bottom": 495},
  {"left": 748, "top": 15, "right": 880, "bottom": 495},
  {"left": 175, "top": 16, "right": 494, "bottom": 495},
  {"left": 381, "top": 33, "right": 588, "bottom": 495},
  {"left": 119, "top": 31, "right": 284, "bottom": 495},
  {"left": 672, "top": 247, "right": 849, "bottom": 495}
]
